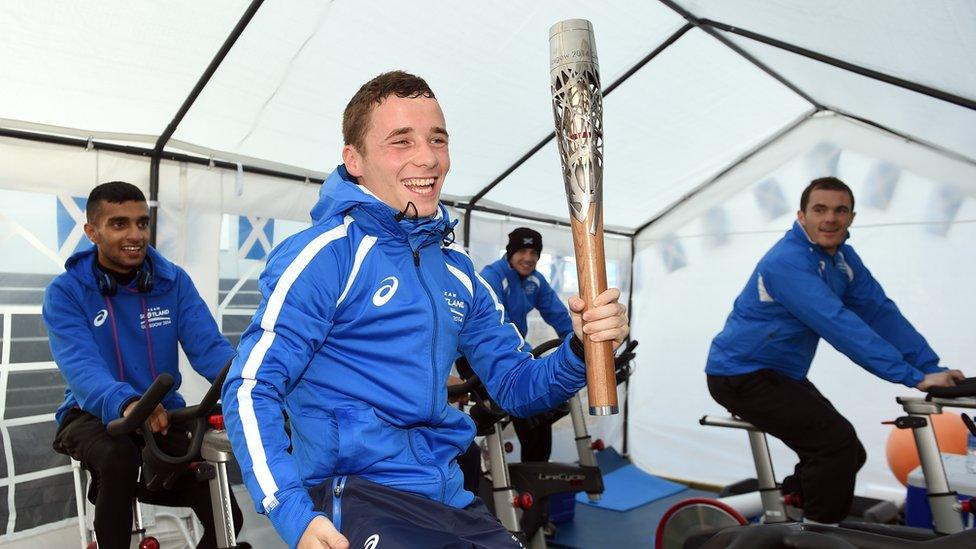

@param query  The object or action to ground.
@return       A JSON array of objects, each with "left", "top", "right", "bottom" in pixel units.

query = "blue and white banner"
[
  {"left": 753, "top": 178, "right": 789, "bottom": 221},
  {"left": 660, "top": 234, "right": 687, "bottom": 273},
  {"left": 56, "top": 195, "right": 90, "bottom": 258},
  {"left": 863, "top": 162, "right": 900, "bottom": 211},
  {"left": 238, "top": 215, "right": 274, "bottom": 260}
]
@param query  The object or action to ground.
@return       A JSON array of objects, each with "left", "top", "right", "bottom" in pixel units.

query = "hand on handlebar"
[
  {"left": 299, "top": 516, "right": 349, "bottom": 549},
  {"left": 916, "top": 370, "right": 966, "bottom": 392},
  {"left": 447, "top": 375, "right": 470, "bottom": 406},
  {"left": 124, "top": 401, "right": 169, "bottom": 435}
]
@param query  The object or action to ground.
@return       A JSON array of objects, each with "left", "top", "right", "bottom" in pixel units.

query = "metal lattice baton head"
[{"left": 549, "top": 18, "right": 604, "bottom": 234}]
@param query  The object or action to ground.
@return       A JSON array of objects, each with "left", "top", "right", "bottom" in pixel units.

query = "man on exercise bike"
[
  {"left": 45, "top": 181, "right": 243, "bottom": 548},
  {"left": 481, "top": 227, "right": 574, "bottom": 462},
  {"left": 221, "top": 71, "right": 630, "bottom": 549},
  {"left": 705, "top": 176, "right": 964, "bottom": 525}
]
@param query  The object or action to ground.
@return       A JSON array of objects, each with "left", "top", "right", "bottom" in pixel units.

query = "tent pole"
[
  {"left": 622, "top": 235, "right": 636, "bottom": 457},
  {"left": 830, "top": 109, "right": 976, "bottom": 168},
  {"left": 658, "top": 0, "right": 822, "bottom": 111},
  {"left": 700, "top": 19, "right": 976, "bottom": 113},
  {"left": 461, "top": 23, "right": 694, "bottom": 248},
  {"left": 0, "top": 127, "right": 325, "bottom": 183},
  {"left": 148, "top": 0, "right": 266, "bottom": 247}
]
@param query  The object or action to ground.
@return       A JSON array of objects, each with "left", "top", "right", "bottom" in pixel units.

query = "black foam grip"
[{"left": 106, "top": 374, "right": 175, "bottom": 436}]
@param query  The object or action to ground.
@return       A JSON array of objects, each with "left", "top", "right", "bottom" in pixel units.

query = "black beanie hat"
[{"left": 506, "top": 227, "right": 543, "bottom": 259}]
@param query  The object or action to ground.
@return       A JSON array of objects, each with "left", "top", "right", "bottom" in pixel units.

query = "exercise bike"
[
  {"left": 102, "top": 361, "right": 246, "bottom": 549},
  {"left": 450, "top": 338, "right": 637, "bottom": 548},
  {"left": 657, "top": 378, "right": 976, "bottom": 548}
]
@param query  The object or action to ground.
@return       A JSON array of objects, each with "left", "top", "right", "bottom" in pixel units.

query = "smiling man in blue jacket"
[
  {"left": 221, "top": 71, "right": 630, "bottom": 549},
  {"left": 480, "top": 227, "right": 573, "bottom": 346},
  {"left": 45, "top": 181, "right": 241, "bottom": 549},
  {"left": 480, "top": 227, "right": 573, "bottom": 463},
  {"left": 706, "top": 176, "right": 963, "bottom": 525}
]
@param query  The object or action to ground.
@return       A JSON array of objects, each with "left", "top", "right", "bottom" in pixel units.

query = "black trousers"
[
  {"left": 707, "top": 370, "right": 867, "bottom": 523},
  {"left": 512, "top": 416, "right": 552, "bottom": 463},
  {"left": 53, "top": 408, "right": 243, "bottom": 549}
]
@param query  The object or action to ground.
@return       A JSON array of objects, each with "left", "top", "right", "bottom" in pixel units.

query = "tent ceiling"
[
  {"left": 0, "top": 0, "right": 971, "bottom": 233},
  {"left": 483, "top": 29, "right": 811, "bottom": 230},
  {"left": 721, "top": 33, "right": 976, "bottom": 163},
  {"left": 0, "top": 1, "right": 248, "bottom": 136},
  {"left": 173, "top": 1, "right": 686, "bottom": 189},
  {"left": 680, "top": 0, "right": 976, "bottom": 103}
]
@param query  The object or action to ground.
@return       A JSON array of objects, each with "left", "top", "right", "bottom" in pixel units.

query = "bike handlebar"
[
  {"left": 106, "top": 374, "right": 175, "bottom": 436},
  {"left": 927, "top": 377, "right": 976, "bottom": 399},
  {"left": 168, "top": 361, "right": 232, "bottom": 425},
  {"left": 447, "top": 375, "right": 481, "bottom": 398}
]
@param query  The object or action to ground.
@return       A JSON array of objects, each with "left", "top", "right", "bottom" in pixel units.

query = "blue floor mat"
[
  {"left": 552, "top": 488, "right": 716, "bottom": 548},
  {"left": 576, "top": 463, "right": 687, "bottom": 512},
  {"left": 550, "top": 447, "right": 715, "bottom": 547},
  {"left": 593, "top": 446, "right": 630, "bottom": 473}
]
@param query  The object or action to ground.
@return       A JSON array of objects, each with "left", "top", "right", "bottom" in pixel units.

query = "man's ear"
[
  {"left": 342, "top": 144, "right": 363, "bottom": 177},
  {"left": 796, "top": 209, "right": 805, "bottom": 223},
  {"left": 83, "top": 222, "right": 97, "bottom": 244}
]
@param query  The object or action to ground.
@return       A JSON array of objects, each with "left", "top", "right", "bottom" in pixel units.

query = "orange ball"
[{"left": 886, "top": 411, "right": 968, "bottom": 486}]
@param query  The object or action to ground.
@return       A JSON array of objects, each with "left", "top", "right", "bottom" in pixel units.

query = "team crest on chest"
[{"left": 443, "top": 290, "right": 465, "bottom": 324}]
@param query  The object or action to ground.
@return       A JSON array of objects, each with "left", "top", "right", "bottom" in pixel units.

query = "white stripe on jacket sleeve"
[{"left": 237, "top": 216, "right": 353, "bottom": 510}]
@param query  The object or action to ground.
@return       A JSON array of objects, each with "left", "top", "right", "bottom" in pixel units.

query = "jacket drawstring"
[{"left": 103, "top": 295, "right": 126, "bottom": 381}]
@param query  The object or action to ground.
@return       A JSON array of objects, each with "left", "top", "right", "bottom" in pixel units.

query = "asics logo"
[
  {"left": 93, "top": 309, "right": 108, "bottom": 327},
  {"left": 372, "top": 276, "right": 399, "bottom": 306},
  {"left": 364, "top": 534, "right": 380, "bottom": 549}
]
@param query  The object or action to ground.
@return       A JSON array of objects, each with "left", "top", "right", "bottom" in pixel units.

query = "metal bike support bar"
[
  {"left": 700, "top": 415, "right": 762, "bottom": 431},
  {"left": 70, "top": 460, "right": 89, "bottom": 549},
  {"left": 485, "top": 424, "right": 522, "bottom": 535},
  {"left": 897, "top": 397, "right": 966, "bottom": 534},
  {"left": 746, "top": 430, "right": 788, "bottom": 524},
  {"left": 929, "top": 397, "right": 976, "bottom": 409},
  {"left": 701, "top": 415, "right": 788, "bottom": 523},
  {"left": 201, "top": 430, "right": 239, "bottom": 548},
  {"left": 569, "top": 394, "right": 600, "bottom": 501},
  {"left": 133, "top": 499, "right": 147, "bottom": 541}
]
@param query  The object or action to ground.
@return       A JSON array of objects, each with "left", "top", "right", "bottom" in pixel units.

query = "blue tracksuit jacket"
[
  {"left": 221, "top": 166, "right": 588, "bottom": 547},
  {"left": 44, "top": 247, "right": 234, "bottom": 425},
  {"left": 706, "top": 221, "right": 942, "bottom": 387},
  {"left": 479, "top": 257, "right": 573, "bottom": 341}
]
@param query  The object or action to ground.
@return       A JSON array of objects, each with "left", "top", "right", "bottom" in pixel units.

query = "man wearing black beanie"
[{"left": 480, "top": 227, "right": 573, "bottom": 463}]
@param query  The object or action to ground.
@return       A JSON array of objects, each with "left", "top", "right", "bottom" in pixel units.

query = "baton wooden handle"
[{"left": 571, "top": 203, "right": 618, "bottom": 415}]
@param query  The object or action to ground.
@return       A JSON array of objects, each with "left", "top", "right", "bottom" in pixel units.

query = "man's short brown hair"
[
  {"left": 800, "top": 176, "right": 855, "bottom": 212},
  {"left": 342, "top": 71, "right": 436, "bottom": 154}
]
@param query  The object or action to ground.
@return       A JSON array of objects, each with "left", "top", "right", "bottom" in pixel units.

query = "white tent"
[{"left": 0, "top": 0, "right": 973, "bottom": 542}]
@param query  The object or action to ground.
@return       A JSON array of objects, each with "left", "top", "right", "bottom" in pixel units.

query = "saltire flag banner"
[
  {"left": 239, "top": 216, "right": 274, "bottom": 260},
  {"left": 805, "top": 142, "right": 841, "bottom": 178},
  {"left": 753, "top": 178, "right": 789, "bottom": 222},
  {"left": 925, "top": 184, "right": 963, "bottom": 237},
  {"left": 660, "top": 234, "right": 687, "bottom": 273},
  {"left": 863, "top": 162, "right": 900, "bottom": 211},
  {"left": 57, "top": 195, "right": 90, "bottom": 258}
]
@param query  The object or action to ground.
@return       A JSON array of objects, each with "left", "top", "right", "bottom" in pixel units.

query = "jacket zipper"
[
  {"left": 412, "top": 249, "right": 438, "bottom": 422},
  {"left": 412, "top": 247, "right": 448, "bottom": 501}
]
